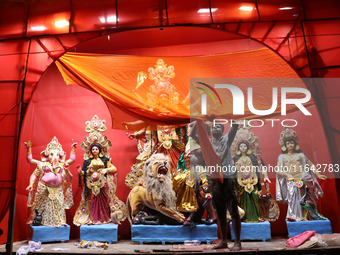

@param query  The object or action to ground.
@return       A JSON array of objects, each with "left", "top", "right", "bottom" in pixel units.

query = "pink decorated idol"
[{"left": 25, "top": 137, "right": 77, "bottom": 227}]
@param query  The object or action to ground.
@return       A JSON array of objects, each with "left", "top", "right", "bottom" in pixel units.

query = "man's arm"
[
  {"left": 219, "top": 124, "right": 239, "bottom": 162},
  {"left": 227, "top": 124, "right": 239, "bottom": 147}
]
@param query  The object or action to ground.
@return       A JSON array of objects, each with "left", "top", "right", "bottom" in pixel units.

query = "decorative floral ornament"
[
  {"left": 40, "top": 136, "right": 66, "bottom": 163},
  {"left": 87, "top": 173, "right": 105, "bottom": 196},
  {"left": 231, "top": 125, "right": 261, "bottom": 158},
  {"left": 157, "top": 125, "right": 178, "bottom": 150},
  {"left": 294, "top": 178, "right": 303, "bottom": 188},
  {"left": 80, "top": 115, "right": 112, "bottom": 160},
  {"left": 85, "top": 115, "right": 107, "bottom": 133},
  {"left": 42, "top": 136, "right": 64, "bottom": 156},
  {"left": 135, "top": 59, "right": 180, "bottom": 112},
  {"left": 279, "top": 127, "right": 298, "bottom": 146}
]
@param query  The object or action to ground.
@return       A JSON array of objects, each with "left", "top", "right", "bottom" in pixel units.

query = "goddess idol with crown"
[
  {"left": 231, "top": 126, "right": 279, "bottom": 223},
  {"left": 73, "top": 115, "right": 127, "bottom": 225},
  {"left": 276, "top": 127, "right": 327, "bottom": 221}
]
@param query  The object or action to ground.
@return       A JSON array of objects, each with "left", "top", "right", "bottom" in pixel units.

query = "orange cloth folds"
[{"left": 55, "top": 50, "right": 311, "bottom": 129}]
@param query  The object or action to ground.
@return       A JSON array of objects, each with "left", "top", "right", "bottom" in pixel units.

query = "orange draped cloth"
[{"left": 55, "top": 49, "right": 310, "bottom": 130}]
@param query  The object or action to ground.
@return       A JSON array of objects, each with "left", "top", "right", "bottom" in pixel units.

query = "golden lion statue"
[{"left": 126, "top": 153, "right": 186, "bottom": 224}]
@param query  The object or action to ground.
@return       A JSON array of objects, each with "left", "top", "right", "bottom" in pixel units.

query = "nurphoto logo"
[
  {"left": 191, "top": 78, "right": 313, "bottom": 128},
  {"left": 200, "top": 84, "right": 311, "bottom": 116}
]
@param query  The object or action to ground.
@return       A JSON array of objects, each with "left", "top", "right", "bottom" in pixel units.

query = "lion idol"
[{"left": 127, "top": 153, "right": 186, "bottom": 225}]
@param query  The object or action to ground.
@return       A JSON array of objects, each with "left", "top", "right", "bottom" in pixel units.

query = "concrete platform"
[
  {"left": 230, "top": 221, "right": 271, "bottom": 242},
  {"left": 286, "top": 220, "right": 332, "bottom": 238},
  {"left": 131, "top": 224, "right": 218, "bottom": 244},
  {"left": 80, "top": 223, "right": 118, "bottom": 243},
  {"left": 31, "top": 225, "right": 70, "bottom": 243}
]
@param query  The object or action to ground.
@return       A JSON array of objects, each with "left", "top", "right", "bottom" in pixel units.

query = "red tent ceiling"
[{"left": 1, "top": 0, "right": 340, "bottom": 248}]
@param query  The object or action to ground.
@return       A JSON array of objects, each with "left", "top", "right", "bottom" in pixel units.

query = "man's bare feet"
[
  {"left": 230, "top": 241, "right": 242, "bottom": 251},
  {"left": 212, "top": 240, "right": 228, "bottom": 249}
]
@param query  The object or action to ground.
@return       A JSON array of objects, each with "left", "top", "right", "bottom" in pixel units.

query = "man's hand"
[{"left": 233, "top": 120, "right": 244, "bottom": 125}]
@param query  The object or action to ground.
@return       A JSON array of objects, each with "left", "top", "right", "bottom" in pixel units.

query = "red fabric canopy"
[{"left": 1, "top": 0, "right": 340, "bottom": 248}]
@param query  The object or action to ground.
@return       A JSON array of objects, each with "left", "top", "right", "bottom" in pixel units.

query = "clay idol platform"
[
  {"left": 80, "top": 223, "right": 118, "bottom": 243},
  {"left": 31, "top": 225, "right": 70, "bottom": 243},
  {"left": 131, "top": 224, "right": 218, "bottom": 244},
  {"left": 230, "top": 221, "right": 271, "bottom": 242},
  {"left": 286, "top": 219, "right": 332, "bottom": 237}
]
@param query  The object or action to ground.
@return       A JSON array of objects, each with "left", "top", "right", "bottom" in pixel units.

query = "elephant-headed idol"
[{"left": 25, "top": 136, "right": 77, "bottom": 227}]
